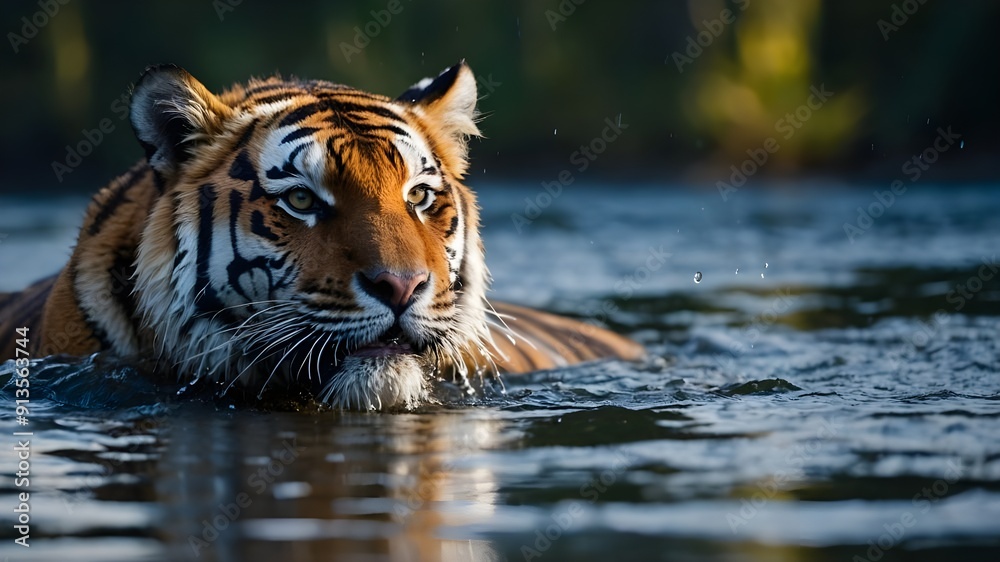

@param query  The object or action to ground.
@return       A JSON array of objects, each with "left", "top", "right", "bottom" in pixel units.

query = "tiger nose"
[{"left": 359, "top": 270, "right": 429, "bottom": 312}]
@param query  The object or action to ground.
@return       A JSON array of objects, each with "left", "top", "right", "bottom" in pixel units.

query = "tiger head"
[{"left": 128, "top": 63, "right": 492, "bottom": 410}]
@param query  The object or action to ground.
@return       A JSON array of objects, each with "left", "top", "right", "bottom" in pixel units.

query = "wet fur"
[{"left": 0, "top": 63, "right": 644, "bottom": 410}]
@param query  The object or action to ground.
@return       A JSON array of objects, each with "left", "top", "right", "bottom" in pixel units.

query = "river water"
[{"left": 1, "top": 182, "right": 998, "bottom": 561}]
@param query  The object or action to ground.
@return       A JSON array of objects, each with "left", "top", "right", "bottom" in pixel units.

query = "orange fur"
[{"left": 0, "top": 63, "right": 643, "bottom": 409}]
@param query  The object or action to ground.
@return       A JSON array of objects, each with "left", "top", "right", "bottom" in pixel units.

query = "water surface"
[{"left": 1, "top": 183, "right": 998, "bottom": 561}]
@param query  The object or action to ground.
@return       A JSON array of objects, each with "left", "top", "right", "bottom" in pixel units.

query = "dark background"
[{"left": 2, "top": 0, "right": 997, "bottom": 192}]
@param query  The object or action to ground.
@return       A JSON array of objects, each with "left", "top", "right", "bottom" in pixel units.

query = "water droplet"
[
  {"left": 735, "top": 268, "right": 739, "bottom": 275},
  {"left": 617, "top": 113, "right": 622, "bottom": 127},
  {"left": 960, "top": 140, "right": 965, "bottom": 149},
  {"left": 765, "top": 262, "right": 768, "bottom": 268},
  {"left": 761, "top": 273, "right": 765, "bottom": 278},
  {"left": 694, "top": 271, "right": 702, "bottom": 283},
  {"left": 553, "top": 128, "right": 557, "bottom": 135},
  {"left": 926, "top": 118, "right": 930, "bottom": 124}
]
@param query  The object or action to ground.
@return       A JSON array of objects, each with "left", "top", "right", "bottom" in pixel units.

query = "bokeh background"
[
  {"left": 3, "top": 4, "right": 1000, "bottom": 562},
  {"left": 2, "top": 0, "right": 997, "bottom": 192}
]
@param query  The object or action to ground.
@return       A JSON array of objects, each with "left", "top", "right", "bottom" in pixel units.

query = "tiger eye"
[
  {"left": 407, "top": 186, "right": 428, "bottom": 206},
  {"left": 287, "top": 188, "right": 314, "bottom": 211}
]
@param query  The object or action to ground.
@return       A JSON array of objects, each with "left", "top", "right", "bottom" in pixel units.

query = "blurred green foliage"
[{"left": 1, "top": 0, "right": 996, "bottom": 192}]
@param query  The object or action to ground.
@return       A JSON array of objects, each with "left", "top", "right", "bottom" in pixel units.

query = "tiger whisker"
[{"left": 259, "top": 332, "right": 314, "bottom": 398}]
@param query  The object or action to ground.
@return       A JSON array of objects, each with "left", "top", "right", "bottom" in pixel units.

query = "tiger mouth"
[
  {"left": 341, "top": 324, "right": 421, "bottom": 360},
  {"left": 350, "top": 338, "right": 414, "bottom": 358}
]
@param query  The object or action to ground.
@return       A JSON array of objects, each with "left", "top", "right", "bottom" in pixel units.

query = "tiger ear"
[
  {"left": 397, "top": 61, "right": 480, "bottom": 177},
  {"left": 130, "top": 65, "right": 233, "bottom": 182}
]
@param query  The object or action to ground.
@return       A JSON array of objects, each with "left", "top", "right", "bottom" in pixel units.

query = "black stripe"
[
  {"left": 432, "top": 297, "right": 457, "bottom": 310},
  {"left": 325, "top": 117, "right": 409, "bottom": 139},
  {"left": 281, "top": 127, "right": 318, "bottom": 145},
  {"left": 173, "top": 249, "right": 187, "bottom": 270},
  {"left": 86, "top": 166, "right": 146, "bottom": 236},
  {"left": 226, "top": 190, "right": 278, "bottom": 302},
  {"left": 280, "top": 98, "right": 407, "bottom": 130},
  {"left": 247, "top": 92, "right": 297, "bottom": 107},
  {"left": 230, "top": 149, "right": 257, "bottom": 182},
  {"left": 325, "top": 138, "right": 345, "bottom": 172},
  {"left": 279, "top": 102, "right": 327, "bottom": 128},
  {"left": 108, "top": 249, "right": 138, "bottom": 332},
  {"left": 194, "top": 183, "right": 225, "bottom": 313},
  {"left": 452, "top": 184, "right": 473, "bottom": 285},
  {"left": 326, "top": 100, "right": 403, "bottom": 121},
  {"left": 444, "top": 215, "right": 460, "bottom": 237},
  {"left": 287, "top": 143, "right": 308, "bottom": 164},
  {"left": 265, "top": 161, "right": 300, "bottom": 180},
  {"left": 230, "top": 150, "right": 272, "bottom": 202},
  {"left": 250, "top": 210, "right": 278, "bottom": 241},
  {"left": 233, "top": 119, "right": 258, "bottom": 149}
]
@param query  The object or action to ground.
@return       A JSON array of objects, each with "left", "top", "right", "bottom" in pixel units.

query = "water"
[{"left": 1, "top": 183, "right": 999, "bottom": 561}]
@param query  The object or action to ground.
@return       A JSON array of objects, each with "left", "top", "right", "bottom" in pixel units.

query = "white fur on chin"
[{"left": 317, "top": 354, "right": 429, "bottom": 411}]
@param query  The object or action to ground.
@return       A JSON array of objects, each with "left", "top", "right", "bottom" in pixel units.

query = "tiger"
[{"left": 0, "top": 62, "right": 644, "bottom": 410}]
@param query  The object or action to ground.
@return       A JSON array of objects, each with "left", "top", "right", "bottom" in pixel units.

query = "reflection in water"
[
  {"left": 155, "top": 411, "right": 506, "bottom": 561},
  {"left": 1, "top": 185, "right": 999, "bottom": 561}
]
